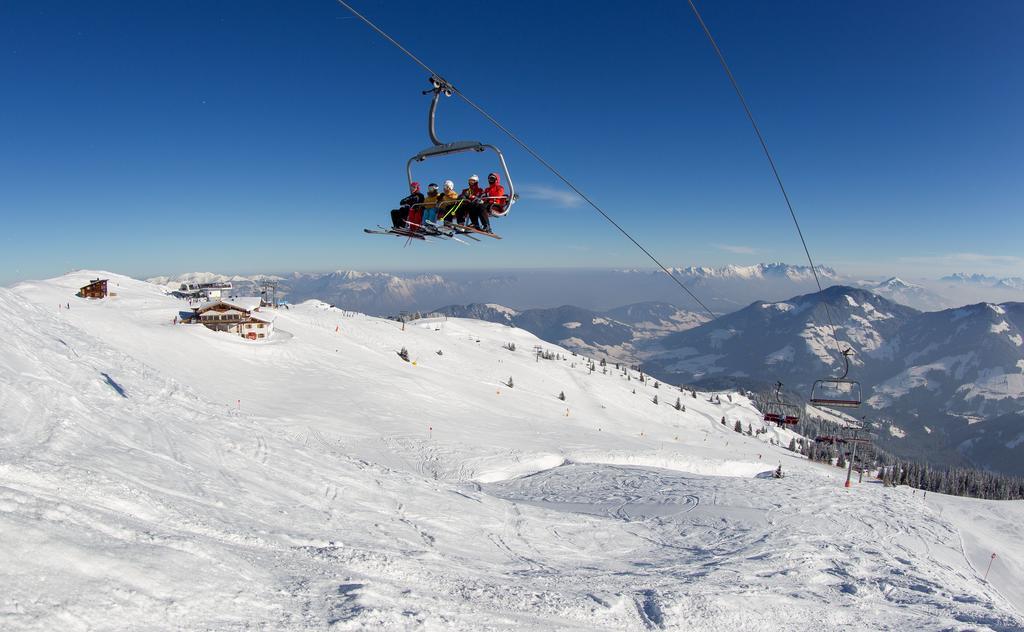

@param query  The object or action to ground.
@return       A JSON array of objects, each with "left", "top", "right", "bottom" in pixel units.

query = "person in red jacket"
[{"left": 482, "top": 172, "right": 507, "bottom": 221}]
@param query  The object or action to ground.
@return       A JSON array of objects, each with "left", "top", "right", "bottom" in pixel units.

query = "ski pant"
[
  {"left": 459, "top": 201, "right": 490, "bottom": 230},
  {"left": 423, "top": 207, "right": 438, "bottom": 224},
  {"left": 408, "top": 206, "right": 424, "bottom": 229},
  {"left": 390, "top": 206, "right": 410, "bottom": 229}
]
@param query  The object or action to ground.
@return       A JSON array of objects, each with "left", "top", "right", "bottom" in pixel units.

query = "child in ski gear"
[
  {"left": 390, "top": 182, "right": 424, "bottom": 229},
  {"left": 437, "top": 180, "right": 460, "bottom": 225},
  {"left": 418, "top": 183, "right": 441, "bottom": 228}
]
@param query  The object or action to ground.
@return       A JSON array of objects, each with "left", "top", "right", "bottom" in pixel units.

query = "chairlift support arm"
[{"left": 407, "top": 77, "right": 517, "bottom": 216}]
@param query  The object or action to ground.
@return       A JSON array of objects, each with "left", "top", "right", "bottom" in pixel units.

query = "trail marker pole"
[{"left": 984, "top": 553, "right": 997, "bottom": 581}]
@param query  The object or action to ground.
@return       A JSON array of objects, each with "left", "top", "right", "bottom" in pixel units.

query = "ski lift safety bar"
[{"left": 405, "top": 143, "right": 517, "bottom": 217}]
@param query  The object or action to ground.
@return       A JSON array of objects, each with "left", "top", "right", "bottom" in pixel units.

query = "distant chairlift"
[
  {"left": 764, "top": 381, "right": 800, "bottom": 426},
  {"left": 408, "top": 76, "right": 518, "bottom": 217},
  {"left": 810, "top": 348, "right": 862, "bottom": 408}
]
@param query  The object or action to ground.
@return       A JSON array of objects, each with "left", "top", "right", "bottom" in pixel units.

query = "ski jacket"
[
  {"left": 400, "top": 192, "right": 424, "bottom": 207},
  {"left": 483, "top": 175, "right": 506, "bottom": 209},
  {"left": 437, "top": 190, "right": 459, "bottom": 208},
  {"left": 460, "top": 184, "right": 484, "bottom": 202},
  {"left": 423, "top": 192, "right": 441, "bottom": 208}
]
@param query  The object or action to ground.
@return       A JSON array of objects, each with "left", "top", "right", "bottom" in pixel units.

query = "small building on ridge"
[{"left": 77, "top": 279, "right": 108, "bottom": 299}]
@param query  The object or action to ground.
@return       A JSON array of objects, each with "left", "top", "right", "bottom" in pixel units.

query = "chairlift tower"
[
  {"left": 844, "top": 417, "right": 876, "bottom": 488},
  {"left": 258, "top": 279, "right": 278, "bottom": 308}
]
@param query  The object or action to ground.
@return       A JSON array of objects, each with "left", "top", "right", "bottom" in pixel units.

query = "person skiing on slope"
[
  {"left": 437, "top": 180, "right": 460, "bottom": 225},
  {"left": 390, "top": 182, "right": 424, "bottom": 230},
  {"left": 458, "top": 175, "right": 486, "bottom": 230}
]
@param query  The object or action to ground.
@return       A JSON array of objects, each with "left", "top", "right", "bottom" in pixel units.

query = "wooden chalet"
[
  {"left": 187, "top": 297, "right": 276, "bottom": 340},
  {"left": 77, "top": 278, "right": 108, "bottom": 299}
]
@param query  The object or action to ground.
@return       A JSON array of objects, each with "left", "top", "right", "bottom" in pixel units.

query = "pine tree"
[
  {"left": 398, "top": 347, "right": 410, "bottom": 362},
  {"left": 788, "top": 438, "right": 797, "bottom": 452},
  {"left": 558, "top": 391, "right": 566, "bottom": 401},
  {"left": 652, "top": 395, "right": 659, "bottom": 405},
  {"left": 733, "top": 420, "right": 743, "bottom": 433},
  {"left": 507, "top": 376, "right": 514, "bottom": 388},
  {"left": 674, "top": 397, "right": 682, "bottom": 411}
]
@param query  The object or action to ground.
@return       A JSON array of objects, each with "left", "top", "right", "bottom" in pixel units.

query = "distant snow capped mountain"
[
  {"left": 866, "top": 277, "right": 951, "bottom": 311},
  {"left": 436, "top": 303, "right": 520, "bottom": 323},
  {"left": 149, "top": 271, "right": 518, "bottom": 315},
  {"left": 645, "top": 286, "right": 917, "bottom": 388},
  {"left": 995, "top": 277, "right": 1024, "bottom": 291},
  {"left": 941, "top": 273, "right": 1000, "bottom": 285},
  {"left": 666, "top": 263, "right": 838, "bottom": 282},
  {"left": 638, "top": 286, "right": 1024, "bottom": 475}
]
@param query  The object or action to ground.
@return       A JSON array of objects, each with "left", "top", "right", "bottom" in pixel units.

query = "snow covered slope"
[{"left": 2, "top": 271, "right": 1022, "bottom": 630}]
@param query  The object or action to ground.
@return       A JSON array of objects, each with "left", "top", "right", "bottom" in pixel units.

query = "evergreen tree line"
[
  {"left": 877, "top": 460, "right": 1024, "bottom": 501},
  {"left": 782, "top": 399, "right": 1024, "bottom": 501}
]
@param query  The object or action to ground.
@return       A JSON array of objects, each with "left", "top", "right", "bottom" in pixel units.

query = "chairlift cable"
[
  {"left": 685, "top": 0, "right": 846, "bottom": 356},
  {"left": 332, "top": 0, "right": 718, "bottom": 320}
]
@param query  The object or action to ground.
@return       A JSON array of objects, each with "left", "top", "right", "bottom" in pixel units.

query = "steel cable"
[
  {"left": 685, "top": 0, "right": 848, "bottom": 358},
  {"left": 332, "top": 0, "right": 718, "bottom": 320}
]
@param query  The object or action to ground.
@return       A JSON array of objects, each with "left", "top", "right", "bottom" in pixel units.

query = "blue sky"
[{"left": 2, "top": 0, "right": 1022, "bottom": 286}]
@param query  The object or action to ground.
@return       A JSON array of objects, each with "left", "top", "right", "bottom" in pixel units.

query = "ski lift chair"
[
  {"left": 407, "top": 77, "right": 518, "bottom": 217},
  {"left": 765, "top": 382, "right": 798, "bottom": 426},
  {"left": 782, "top": 403, "right": 801, "bottom": 425},
  {"left": 763, "top": 406, "right": 783, "bottom": 424},
  {"left": 809, "top": 348, "right": 862, "bottom": 408}
]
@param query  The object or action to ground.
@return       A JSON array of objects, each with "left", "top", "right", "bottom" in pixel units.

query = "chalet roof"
[
  {"left": 197, "top": 297, "right": 262, "bottom": 314},
  {"left": 249, "top": 311, "right": 278, "bottom": 324},
  {"left": 81, "top": 279, "right": 107, "bottom": 288}
]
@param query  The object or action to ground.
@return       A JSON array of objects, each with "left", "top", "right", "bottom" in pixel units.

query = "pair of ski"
[{"left": 364, "top": 220, "right": 500, "bottom": 242}]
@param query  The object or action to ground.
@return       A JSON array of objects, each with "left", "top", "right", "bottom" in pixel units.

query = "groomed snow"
[{"left": 1, "top": 271, "right": 1021, "bottom": 631}]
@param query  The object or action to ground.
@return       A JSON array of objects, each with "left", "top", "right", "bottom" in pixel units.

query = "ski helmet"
[
  {"left": 428, "top": 182, "right": 439, "bottom": 191},
  {"left": 410, "top": 181, "right": 420, "bottom": 191},
  {"left": 443, "top": 180, "right": 454, "bottom": 190},
  {"left": 468, "top": 174, "right": 479, "bottom": 183}
]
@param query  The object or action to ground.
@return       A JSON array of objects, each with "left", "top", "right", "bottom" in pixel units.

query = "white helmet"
[
  {"left": 468, "top": 174, "right": 479, "bottom": 183},
  {"left": 444, "top": 180, "right": 454, "bottom": 191}
]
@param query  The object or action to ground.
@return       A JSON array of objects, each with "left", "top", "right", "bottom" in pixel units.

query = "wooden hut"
[{"left": 77, "top": 279, "right": 108, "bottom": 299}]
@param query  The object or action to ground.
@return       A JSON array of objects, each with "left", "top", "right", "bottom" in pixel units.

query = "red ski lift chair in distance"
[
  {"left": 765, "top": 382, "right": 800, "bottom": 426},
  {"left": 763, "top": 404, "right": 783, "bottom": 425},
  {"left": 407, "top": 77, "right": 518, "bottom": 217},
  {"left": 810, "top": 348, "right": 862, "bottom": 408}
]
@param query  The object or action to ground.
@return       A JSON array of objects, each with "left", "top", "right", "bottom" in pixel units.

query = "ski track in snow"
[{"left": 0, "top": 271, "right": 1021, "bottom": 631}]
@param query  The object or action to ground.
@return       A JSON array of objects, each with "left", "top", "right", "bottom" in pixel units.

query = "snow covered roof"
[
  {"left": 197, "top": 297, "right": 262, "bottom": 313},
  {"left": 248, "top": 310, "right": 277, "bottom": 324}
]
